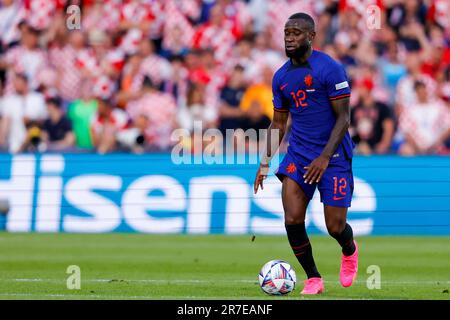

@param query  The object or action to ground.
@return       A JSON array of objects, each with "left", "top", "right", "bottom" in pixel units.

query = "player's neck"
[{"left": 291, "top": 47, "right": 313, "bottom": 66}]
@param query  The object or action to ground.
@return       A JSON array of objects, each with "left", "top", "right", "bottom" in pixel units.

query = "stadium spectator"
[
  {"left": 377, "top": 40, "right": 408, "bottom": 105},
  {"left": 160, "top": 24, "right": 192, "bottom": 60},
  {"left": 239, "top": 65, "right": 274, "bottom": 119},
  {"left": 265, "top": 0, "right": 316, "bottom": 51},
  {"left": 350, "top": 79, "right": 395, "bottom": 155},
  {"left": 250, "top": 32, "right": 285, "bottom": 81},
  {"left": 91, "top": 97, "right": 128, "bottom": 154},
  {"left": 398, "top": 81, "right": 450, "bottom": 155},
  {"left": 0, "top": 0, "right": 24, "bottom": 48},
  {"left": 117, "top": 53, "right": 144, "bottom": 107},
  {"left": 83, "top": 0, "right": 121, "bottom": 33},
  {"left": 240, "top": 100, "right": 271, "bottom": 134},
  {"left": 236, "top": 98, "right": 272, "bottom": 154},
  {"left": 49, "top": 30, "right": 88, "bottom": 102},
  {"left": 396, "top": 52, "right": 437, "bottom": 115},
  {"left": 40, "top": 96, "right": 75, "bottom": 151},
  {"left": 126, "top": 76, "right": 177, "bottom": 150},
  {"left": 0, "top": 0, "right": 447, "bottom": 156},
  {"left": 218, "top": 65, "right": 247, "bottom": 134},
  {"left": 160, "top": 55, "right": 189, "bottom": 108},
  {"left": 178, "top": 82, "right": 217, "bottom": 134},
  {"left": 139, "top": 38, "right": 172, "bottom": 90},
  {"left": 0, "top": 23, "right": 48, "bottom": 94},
  {"left": 225, "top": 36, "right": 254, "bottom": 81},
  {"left": 116, "top": 114, "right": 149, "bottom": 154},
  {"left": 0, "top": 73, "right": 47, "bottom": 153},
  {"left": 192, "top": 3, "right": 239, "bottom": 61},
  {"left": 67, "top": 81, "right": 98, "bottom": 150}
]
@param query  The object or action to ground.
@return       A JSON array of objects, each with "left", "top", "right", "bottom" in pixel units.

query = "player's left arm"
[{"left": 303, "top": 97, "right": 350, "bottom": 184}]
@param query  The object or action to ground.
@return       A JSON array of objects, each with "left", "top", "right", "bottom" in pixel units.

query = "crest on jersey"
[
  {"left": 287, "top": 163, "right": 297, "bottom": 174},
  {"left": 304, "top": 74, "right": 313, "bottom": 87}
]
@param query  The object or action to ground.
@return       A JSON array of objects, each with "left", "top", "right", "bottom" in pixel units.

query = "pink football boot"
[
  {"left": 300, "top": 277, "right": 324, "bottom": 295},
  {"left": 340, "top": 240, "right": 358, "bottom": 287}
]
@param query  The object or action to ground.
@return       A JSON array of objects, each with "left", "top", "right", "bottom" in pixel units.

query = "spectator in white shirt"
[
  {"left": 399, "top": 81, "right": 450, "bottom": 155},
  {"left": 0, "top": 73, "right": 47, "bottom": 153},
  {"left": 0, "top": 0, "right": 24, "bottom": 48}
]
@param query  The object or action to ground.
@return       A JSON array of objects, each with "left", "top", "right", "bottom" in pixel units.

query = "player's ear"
[{"left": 309, "top": 31, "right": 316, "bottom": 42}]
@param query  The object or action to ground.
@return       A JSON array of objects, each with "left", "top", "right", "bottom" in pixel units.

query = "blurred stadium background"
[{"left": 0, "top": 0, "right": 449, "bottom": 299}]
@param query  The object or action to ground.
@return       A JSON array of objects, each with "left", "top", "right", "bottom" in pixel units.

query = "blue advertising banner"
[{"left": 0, "top": 154, "right": 449, "bottom": 235}]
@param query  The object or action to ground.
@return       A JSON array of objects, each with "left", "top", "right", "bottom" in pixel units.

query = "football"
[{"left": 258, "top": 260, "right": 297, "bottom": 295}]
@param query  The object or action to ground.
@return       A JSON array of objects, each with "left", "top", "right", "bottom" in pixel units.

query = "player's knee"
[
  {"left": 326, "top": 221, "right": 345, "bottom": 237},
  {"left": 284, "top": 214, "right": 304, "bottom": 225}
]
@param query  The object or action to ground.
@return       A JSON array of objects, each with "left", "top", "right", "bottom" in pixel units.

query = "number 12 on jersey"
[{"left": 290, "top": 90, "right": 308, "bottom": 108}]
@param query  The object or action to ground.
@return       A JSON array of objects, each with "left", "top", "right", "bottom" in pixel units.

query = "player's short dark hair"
[{"left": 288, "top": 12, "right": 315, "bottom": 30}]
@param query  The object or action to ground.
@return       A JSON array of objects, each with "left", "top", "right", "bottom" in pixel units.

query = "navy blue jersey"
[{"left": 273, "top": 50, "right": 355, "bottom": 163}]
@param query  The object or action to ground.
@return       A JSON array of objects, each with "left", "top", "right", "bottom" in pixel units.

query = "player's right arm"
[
  {"left": 254, "top": 71, "right": 290, "bottom": 194},
  {"left": 254, "top": 110, "right": 289, "bottom": 194}
]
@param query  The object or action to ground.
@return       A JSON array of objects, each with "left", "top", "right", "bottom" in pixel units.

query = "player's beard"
[{"left": 285, "top": 42, "right": 310, "bottom": 60}]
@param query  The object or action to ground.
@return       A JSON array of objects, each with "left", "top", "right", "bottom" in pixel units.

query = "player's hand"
[
  {"left": 254, "top": 163, "right": 269, "bottom": 194},
  {"left": 304, "top": 155, "right": 330, "bottom": 184}
]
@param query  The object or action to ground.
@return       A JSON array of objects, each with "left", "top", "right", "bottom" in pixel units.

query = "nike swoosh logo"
[
  {"left": 280, "top": 84, "right": 288, "bottom": 90},
  {"left": 333, "top": 196, "right": 345, "bottom": 201}
]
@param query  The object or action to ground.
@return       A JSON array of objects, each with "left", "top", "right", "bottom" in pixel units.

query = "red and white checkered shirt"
[
  {"left": 161, "top": 0, "right": 195, "bottom": 52},
  {"left": 2, "top": 45, "right": 49, "bottom": 94},
  {"left": 23, "top": 0, "right": 64, "bottom": 30},
  {"left": 119, "top": 28, "right": 144, "bottom": 55},
  {"left": 396, "top": 74, "right": 438, "bottom": 111},
  {"left": 162, "top": 0, "right": 201, "bottom": 22},
  {"left": 338, "top": 0, "right": 384, "bottom": 15},
  {"left": 222, "top": 0, "right": 253, "bottom": 39},
  {"left": 83, "top": 0, "right": 122, "bottom": 32},
  {"left": 192, "top": 20, "right": 238, "bottom": 61},
  {"left": 102, "top": 48, "right": 126, "bottom": 75},
  {"left": 49, "top": 45, "right": 85, "bottom": 101},
  {"left": 92, "top": 75, "right": 117, "bottom": 100},
  {"left": 266, "top": 0, "right": 316, "bottom": 51},
  {"left": 399, "top": 99, "right": 450, "bottom": 149},
  {"left": 91, "top": 108, "right": 129, "bottom": 136},
  {"left": 75, "top": 47, "right": 102, "bottom": 78},
  {"left": 427, "top": 0, "right": 449, "bottom": 29},
  {"left": 120, "top": 0, "right": 164, "bottom": 39},
  {"left": 139, "top": 53, "right": 173, "bottom": 87},
  {"left": 126, "top": 91, "right": 177, "bottom": 149}
]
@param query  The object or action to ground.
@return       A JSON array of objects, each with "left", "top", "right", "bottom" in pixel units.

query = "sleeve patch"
[{"left": 335, "top": 81, "right": 349, "bottom": 90}]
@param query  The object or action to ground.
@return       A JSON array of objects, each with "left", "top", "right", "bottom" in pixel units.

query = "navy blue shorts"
[{"left": 275, "top": 152, "right": 354, "bottom": 208}]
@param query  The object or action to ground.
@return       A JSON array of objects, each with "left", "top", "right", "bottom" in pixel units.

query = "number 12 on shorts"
[{"left": 333, "top": 177, "right": 347, "bottom": 200}]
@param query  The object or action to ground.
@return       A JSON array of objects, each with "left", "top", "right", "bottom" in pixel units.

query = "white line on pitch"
[
  {"left": 0, "top": 293, "right": 292, "bottom": 300},
  {"left": 0, "top": 293, "right": 370, "bottom": 300},
  {"left": 7, "top": 278, "right": 256, "bottom": 284},
  {"left": 0, "top": 293, "right": 153, "bottom": 299},
  {"left": 3, "top": 278, "right": 449, "bottom": 285}
]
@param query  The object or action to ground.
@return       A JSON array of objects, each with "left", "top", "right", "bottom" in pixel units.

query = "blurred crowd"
[{"left": 0, "top": 0, "right": 449, "bottom": 155}]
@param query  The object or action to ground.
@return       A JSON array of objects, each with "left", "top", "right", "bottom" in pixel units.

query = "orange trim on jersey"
[
  {"left": 329, "top": 94, "right": 351, "bottom": 101},
  {"left": 273, "top": 107, "right": 289, "bottom": 113}
]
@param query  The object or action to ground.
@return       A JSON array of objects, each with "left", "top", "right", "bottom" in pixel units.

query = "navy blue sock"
[
  {"left": 330, "top": 223, "right": 356, "bottom": 256},
  {"left": 285, "top": 223, "right": 321, "bottom": 279}
]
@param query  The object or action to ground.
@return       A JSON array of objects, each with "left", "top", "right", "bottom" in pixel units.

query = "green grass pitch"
[{"left": 0, "top": 233, "right": 449, "bottom": 300}]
